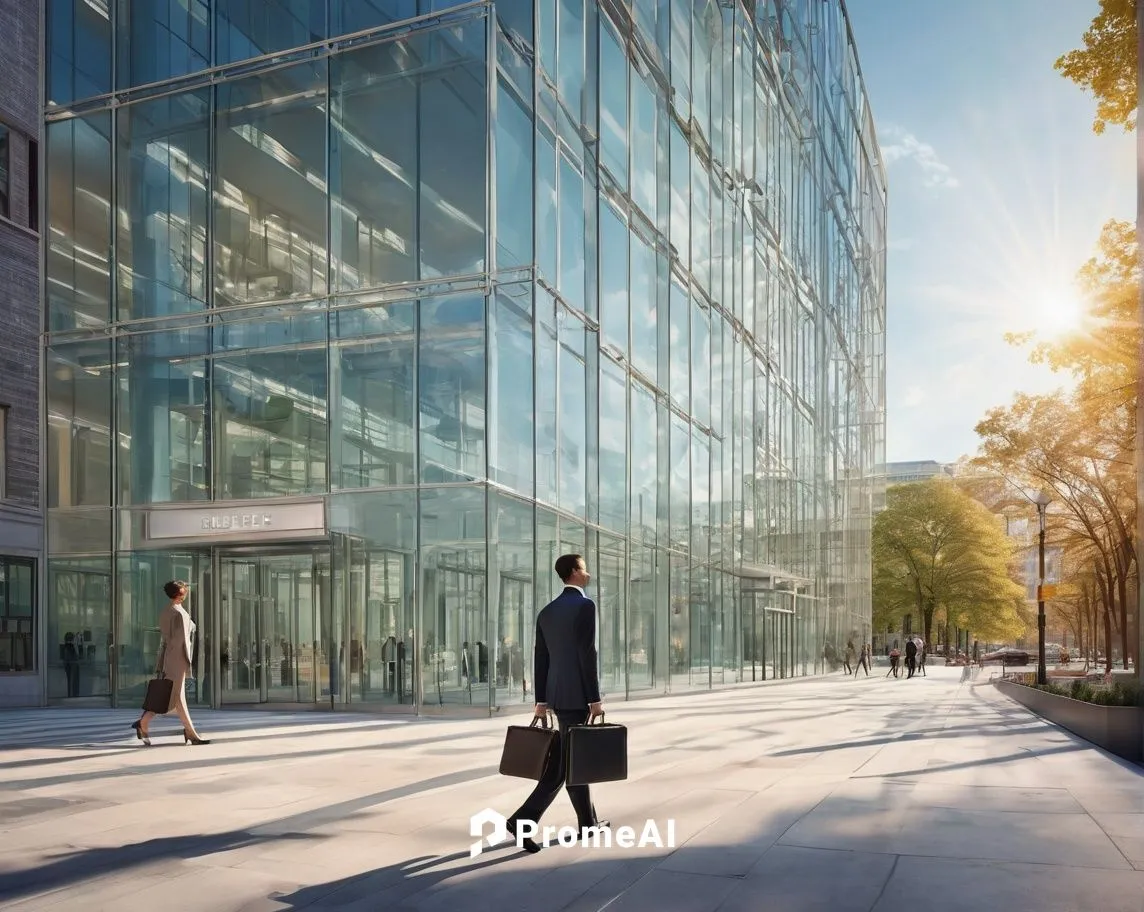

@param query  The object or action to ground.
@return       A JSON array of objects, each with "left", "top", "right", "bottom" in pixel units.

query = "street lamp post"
[{"left": 1034, "top": 491, "right": 1051, "bottom": 686}]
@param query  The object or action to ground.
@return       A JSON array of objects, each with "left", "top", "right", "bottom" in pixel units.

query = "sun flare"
[{"left": 1036, "top": 288, "right": 1085, "bottom": 338}]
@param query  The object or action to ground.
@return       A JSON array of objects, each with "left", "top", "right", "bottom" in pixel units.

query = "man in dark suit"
[{"left": 505, "top": 554, "right": 607, "bottom": 852}]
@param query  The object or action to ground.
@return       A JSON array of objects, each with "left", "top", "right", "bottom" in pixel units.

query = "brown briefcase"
[
  {"left": 499, "top": 714, "right": 558, "bottom": 780},
  {"left": 566, "top": 714, "right": 628, "bottom": 785}
]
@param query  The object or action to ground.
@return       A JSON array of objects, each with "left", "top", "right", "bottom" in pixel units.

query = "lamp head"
[{"left": 1033, "top": 490, "right": 1052, "bottom": 509}]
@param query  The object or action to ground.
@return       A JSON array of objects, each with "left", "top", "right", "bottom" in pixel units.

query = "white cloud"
[
  {"left": 880, "top": 126, "right": 960, "bottom": 189},
  {"left": 887, "top": 237, "right": 917, "bottom": 252}
]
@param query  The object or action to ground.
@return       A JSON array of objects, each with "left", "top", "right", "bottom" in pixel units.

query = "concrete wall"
[{"left": 0, "top": 0, "right": 42, "bottom": 707}]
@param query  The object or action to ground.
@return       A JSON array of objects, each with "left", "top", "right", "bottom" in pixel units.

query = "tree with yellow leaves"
[{"left": 873, "top": 478, "right": 1028, "bottom": 649}]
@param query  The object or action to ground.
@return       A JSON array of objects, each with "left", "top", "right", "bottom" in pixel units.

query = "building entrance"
[{"left": 217, "top": 550, "right": 332, "bottom": 705}]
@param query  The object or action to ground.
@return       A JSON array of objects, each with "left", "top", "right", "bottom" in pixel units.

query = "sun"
[{"left": 1037, "top": 288, "right": 1085, "bottom": 338}]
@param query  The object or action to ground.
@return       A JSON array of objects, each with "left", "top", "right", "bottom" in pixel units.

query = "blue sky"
[{"left": 845, "top": 0, "right": 1136, "bottom": 463}]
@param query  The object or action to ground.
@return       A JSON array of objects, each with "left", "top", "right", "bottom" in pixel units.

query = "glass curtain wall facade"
[{"left": 43, "top": 0, "right": 886, "bottom": 710}]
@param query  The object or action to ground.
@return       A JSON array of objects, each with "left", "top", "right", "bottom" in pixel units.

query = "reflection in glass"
[
  {"left": 535, "top": 295, "right": 558, "bottom": 506},
  {"left": 558, "top": 152, "right": 585, "bottom": 310},
  {"left": 330, "top": 490, "right": 416, "bottom": 706},
  {"left": 599, "top": 21, "right": 629, "bottom": 188},
  {"left": 629, "top": 227, "right": 658, "bottom": 381},
  {"left": 47, "top": 114, "right": 112, "bottom": 330},
  {"left": 418, "top": 19, "right": 487, "bottom": 278},
  {"left": 116, "top": 90, "right": 209, "bottom": 321},
  {"left": 419, "top": 486, "right": 487, "bottom": 706},
  {"left": 491, "top": 286, "right": 534, "bottom": 496},
  {"left": 117, "top": 0, "right": 209, "bottom": 89},
  {"left": 118, "top": 329, "right": 209, "bottom": 504},
  {"left": 215, "top": 61, "right": 328, "bottom": 307},
  {"left": 47, "top": 0, "right": 111, "bottom": 105},
  {"left": 598, "top": 358, "right": 627, "bottom": 532},
  {"left": 420, "top": 293, "right": 486, "bottom": 483},
  {"left": 47, "top": 558, "right": 112, "bottom": 699},
  {"left": 47, "top": 341, "right": 113, "bottom": 508},
  {"left": 558, "top": 321, "right": 586, "bottom": 517},
  {"left": 630, "top": 380, "right": 657, "bottom": 543},
  {"left": 599, "top": 200, "right": 629, "bottom": 353},
  {"left": 536, "top": 127, "right": 558, "bottom": 282},
  {"left": 333, "top": 0, "right": 417, "bottom": 35},
  {"left": 496, "top": 79, "right": 534, "bottom": 269},
  {"left": 215, "top": 0, "right": 324, "bottom": 65},
  {"left": 490, "top": 493, "right": 534, "bottom": 706},
  {"left": 331, "top": 301, "right": 416, "bottom": 489},
  {"left": 214, "top": 344, "right": 329, "bottom": 499},
  {"left": 331, "top": 39, "right": 417, "bottom": 291},
  {"left": 594, "top": 532, "right": 627, "bottom": 696}
]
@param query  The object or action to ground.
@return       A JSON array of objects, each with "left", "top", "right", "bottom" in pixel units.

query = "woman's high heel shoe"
[
  {"left": 131, "top": 720, "right": 152, "bottom": 746},
  {"left": 183, "top": 730, "right": 211, "bottom": 745}
]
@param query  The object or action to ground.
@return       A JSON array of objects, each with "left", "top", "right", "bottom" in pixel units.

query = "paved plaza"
[{"left": 0, "top": 666, "right": 1142, "bottom": 911}]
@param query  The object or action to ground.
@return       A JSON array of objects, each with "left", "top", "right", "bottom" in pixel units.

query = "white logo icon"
[{"left": 469, "top": 808, "right": 509, "bottom": 858}]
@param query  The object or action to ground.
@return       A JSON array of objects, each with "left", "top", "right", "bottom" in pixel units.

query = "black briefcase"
[
  {"left": 566, "top": 714, "right": 628, "bottom": 785},
  {"left": 142, "top": 674, "right": 174, "bottom": 714},
  {"left": 499, "top": 714, "right": 558, "bottom": 780}
]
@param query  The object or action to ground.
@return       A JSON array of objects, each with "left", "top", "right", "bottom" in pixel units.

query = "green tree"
[
  {"left": 873, "top": 479, "right": 1028, "bottom": 647},
  {"left": 1055, "top": 0, "right": 1138, "bottom": 134}
]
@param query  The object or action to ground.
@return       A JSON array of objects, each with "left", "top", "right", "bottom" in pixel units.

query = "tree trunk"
[{"left": 1118, "top": 571, "right": 1129, "bottom": 670}]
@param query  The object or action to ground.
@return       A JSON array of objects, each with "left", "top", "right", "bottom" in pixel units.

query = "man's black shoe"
[{"left": 505, "top": 816, "right": 542, "bottom": 853}]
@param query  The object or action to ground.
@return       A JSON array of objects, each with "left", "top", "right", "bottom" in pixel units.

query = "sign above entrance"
[{"left": 147, "top": 501, "right": 326, "bottom": 542}]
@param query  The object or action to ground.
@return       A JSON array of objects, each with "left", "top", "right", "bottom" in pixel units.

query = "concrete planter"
[{"left": 995, "top": 679, "right": 1143, "bottom": 763}]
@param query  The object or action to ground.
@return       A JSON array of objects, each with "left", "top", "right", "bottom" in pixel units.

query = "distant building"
[
  {"left": 0, "top": 0, "right": 40, "bottom": 706},
  {"left": 885, "top": 461, "right": 954, "bottom": 485}
]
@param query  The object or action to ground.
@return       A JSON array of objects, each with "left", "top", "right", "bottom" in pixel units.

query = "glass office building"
[{"left": 43, "top": 0, "right": 886, "bottom": 710}]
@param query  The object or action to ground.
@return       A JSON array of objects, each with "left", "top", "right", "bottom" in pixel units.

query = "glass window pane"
[
  {"left": 419, "top": 20, "right": 488, "bottom": 279},
  {"left": 536, "top": 128, "right": 557, "bottom": 283},
  {"left": 118, "top": 0, "right": 210, "bottom": 88},
  {"left": 47, "top": 341, "right": 113, "bottom": 508},
  {"left": 558, "top": 321, "right": 586, "bottom": 517},
  {"left": 599, "top": 199, "right": 629, "bottom": 354},
  {"left": 630, "top": 63, "right": 658, "bottom": 222},
  {"left": 333, "top": 0, "right": 417, "bottom": 35},
  {"left": 47, "top": 114, "right": 112, "bottom": 331},
  {"left": 669, "top": 280, "right": 689, "bottom": 412},
  {"left": 630, "top": 379, "right": 656, "bottom": 542},
  {"left": 116, "top": 90, "right": 210, "bottom": 321},
  {"left": 215, "top": 62, "right": 328, "bottom": 307},
  {"left": 213, "top": 344, "right": 329, "bottom": 499},
  {"left": 118, "top": 329, "right": 210, "bottom": 505},
  {"left": 419, "top": 486, "right": 487, "bottom": 706},
  {"left": 215, "top": 0, "right": 325, "bottom": 65},
  {"left": 669, "top": 118, "right": 689, "bottom": 270},
  {"left": 557, "top": 0, "right": 584, "bottom": 114},
  {"left": 538, "top": 0, "right": 556, "bottom": 81},
  {"left": 670, "top": 413, "right": 689, "bottom": 550},
  {"left": 495, "top": 80, "right": 534, "bottom": 270},
  {"left": 490, "top": 492, "right": 534, "bottom": 706},
  {"left": 692, "top": 299, "right": 711, "bottom": 426},
  {"left": 599, "top": 21, "right": 629, "bottom": 188},
  {"left": 558, "top": 152, "right": 585, "bottom": 310},
  {"left": 420, "top": 293, "right": 486, "bottom": 483},
  {"left": 331, "top": 40, "right": 417, "bottom": 291},
  {"left": 599, "top": 358, "right": 627, "bottom": 531},
  {"left": 47, "top": 0, "right": 111, "bottom": 106},
  {"left": 48, "top": 559, "right": 112, "bottom": 699},
  {"left": 331, "top": 301, "right": 417, "bottom": 489},
  {"left": 629, "top": 228, "right": 657, "bottom": 381},
  {"left": 535, "top": 297, "right": 558, "bottom": 506},
  {"left": 594, "top": 532, "right": 627, "bottom": 695},
  {"left": 491, "top": 286, "right": 534, "bottom": 496}
]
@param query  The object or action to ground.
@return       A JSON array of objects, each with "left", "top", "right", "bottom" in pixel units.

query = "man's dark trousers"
[{"left": 510, "top": 709, "right": 597, "bottom": 828}]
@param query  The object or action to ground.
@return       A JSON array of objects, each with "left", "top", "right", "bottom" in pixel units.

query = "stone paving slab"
[{"left": 1, "top": 667, "right": 1143, "bottom": 911}]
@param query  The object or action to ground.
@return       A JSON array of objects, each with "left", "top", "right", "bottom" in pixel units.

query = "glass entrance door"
[{"left": 218, "top": 550, "right": 330, "bottom": 704}]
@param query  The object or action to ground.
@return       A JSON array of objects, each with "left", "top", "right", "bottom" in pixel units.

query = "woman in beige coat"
[{"left": 132, "top": 580, "right": 211, "bottom": 746}]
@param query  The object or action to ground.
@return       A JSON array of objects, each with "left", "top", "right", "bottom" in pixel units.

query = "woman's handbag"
[{"left": 141, "top": 644, "right": 173, "bottom": 714}]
